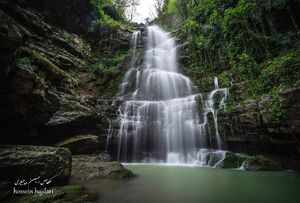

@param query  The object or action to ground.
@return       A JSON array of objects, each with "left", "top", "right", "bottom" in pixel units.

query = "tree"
[
  {"left": 154, "top": 0, "right": 165, "bottom": 15},
  {"left": 126, "top": 0, "right": 140, "bottom": 22},
  {"left": 111, "top": 0, "right": 139, "bottom": 22}
]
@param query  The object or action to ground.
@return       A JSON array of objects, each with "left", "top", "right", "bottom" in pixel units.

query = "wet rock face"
[
  {"left": 0, "top": 145, "right": 72, "bottom": 185},
  {"left": 279, "top": 88, "right": 300, "bottom": 135},
  {"left": 37, "top": 94, "right": 112, "bottom": 145},
  {"left": 218, "top": 87, "right": 300, "bottom": 158},
  {"left": 46, "top": 93, "right": 95, "bottom": 127},
  {"left": 1, "top": 67, "right": 60, "bottom": 125}
]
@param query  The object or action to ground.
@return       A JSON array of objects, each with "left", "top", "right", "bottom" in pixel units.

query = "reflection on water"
[{"left": 71, "top": 165, "right": 300, "bottom": 203}]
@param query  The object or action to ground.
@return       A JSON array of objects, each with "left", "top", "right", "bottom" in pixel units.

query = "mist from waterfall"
[{"left": 107, "top": 25, "right": 229, "bottom": 166}]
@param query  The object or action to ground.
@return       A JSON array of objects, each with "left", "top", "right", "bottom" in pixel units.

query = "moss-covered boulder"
[
  {"left": 55, "top": 135, "right": 100, "bottom": 155},
  {"left": 245, "top": 155, "right": 283, "bottom": 171},
  {"left": 0, "top": 145, "right": 72, "bottom": 185},
  {"left": 222, "top": 152, "right": 247, "bottom": 169},
  {"left": 71, "top": 154, "right": 133, "bottom": 180}
]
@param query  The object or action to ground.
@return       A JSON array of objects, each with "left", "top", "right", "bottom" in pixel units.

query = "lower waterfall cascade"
[{"left": 107, "top": 25, "right": 235, "bottom": 167}]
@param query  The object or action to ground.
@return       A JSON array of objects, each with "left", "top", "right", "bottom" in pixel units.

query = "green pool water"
[{"left": 78, "top": 164, "right": 300, "bottom": 203}]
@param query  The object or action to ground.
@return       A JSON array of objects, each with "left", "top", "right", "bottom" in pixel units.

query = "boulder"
[
  {"left": 0, "top": 145, "right": 72, "bottom": 185},
  {"left": 71, "top": 154, "right": 133, "bottom": 180},
  {"left": 55, "top": 134, "right": 100, "bottom": 155},
  {"left": 222, "top": 152, "right": 247, "bottom": 169}
]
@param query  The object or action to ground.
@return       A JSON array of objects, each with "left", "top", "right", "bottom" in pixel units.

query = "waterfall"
[
  {"left": 108, "top": 26, "right": 230, "bottom": 166},
  {"left": 117, "top": 31, "right": 141, "bottom": 100}
]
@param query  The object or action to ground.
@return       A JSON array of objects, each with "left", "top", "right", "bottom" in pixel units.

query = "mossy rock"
[
  {"left": 222, "top": 152, "right": 247, "bottom": 169},
  {"left": 245, "top": 155, "right": 283, "bottom": 171},
  {"left": 106, "top": 164, "right": 134, "bottom": 180},
  {"left": 71, "top": 154, "right": 134, "bottom": 180},
  {"left": 19, "top": 47, "right": 77, "bottom": 87}
]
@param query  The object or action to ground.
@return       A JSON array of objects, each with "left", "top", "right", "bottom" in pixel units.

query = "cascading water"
[{"left": 107, "top": 25, "right": 231, "bottom": 166}]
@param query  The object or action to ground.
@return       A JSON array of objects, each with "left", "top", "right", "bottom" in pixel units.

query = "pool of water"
[{"left": 74, "top": 164, "right": 300, "bottom": 203}]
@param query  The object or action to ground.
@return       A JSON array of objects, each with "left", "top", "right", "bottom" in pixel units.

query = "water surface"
[{"left": 77, "top": 165, "right": 300, "bottom": 203}]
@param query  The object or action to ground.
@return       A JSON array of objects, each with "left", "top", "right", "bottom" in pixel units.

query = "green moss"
[
  {"left": 18, "top": 57, "right": 37, "bottom": 72},
  {"left": 60, "top": 185, "right": 85, "bottom": 194},
  {"left": 222, "top": 152, "right": 247, "bottom": 168},
  {"left": 19, "top": 47, "right": 77, "bottom": 85}
]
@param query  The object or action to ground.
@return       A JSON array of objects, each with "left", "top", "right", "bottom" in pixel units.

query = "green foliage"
[
  {"left": 90, "top": 0, "right": 133, "bottom": 29},
  {"left": 218, "top": 71, "right": 232, "bottom": 87},
  {"left": 155, "top": 0, "right": 186, "bottom": 30},
  {"left": 86, "top": 50, "right": 128, "bottom": 96},
  {"left": 183, "top": 0, "right": 299, "bottom": 71},
  {"left": 252, "top": 46, "right": 300, "bottom": 94},
  {"left": 165, "top": 0, "right": 180, "bottom": 14},
  {"left": 87, "top": 50, "right": 127, "bottom": 79},
  {"left": 234, "top": 53, "right": 260, "bottom": 79},
  {"left": 268, "top": 86, "right": 285, "bottom": 123},
  {"left": 159, "top": 0, "right": 300, "bottom": 97}
]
